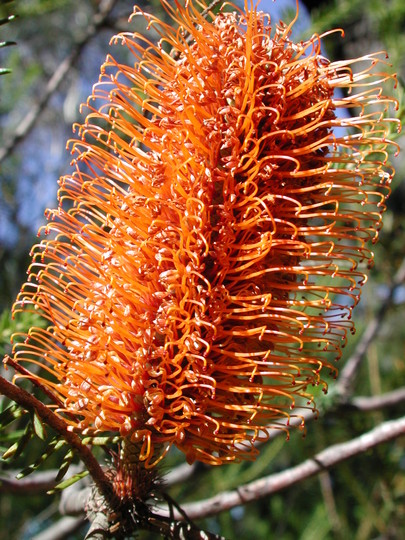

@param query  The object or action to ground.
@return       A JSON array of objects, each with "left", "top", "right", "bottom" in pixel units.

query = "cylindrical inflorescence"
[{"left": 8, "top": 0, "right": 400, "bottom": 466}]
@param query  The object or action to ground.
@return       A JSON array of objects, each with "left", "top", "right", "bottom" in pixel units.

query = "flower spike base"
[
  {"left": 85, "top": 437, "right": 223, "bottom": 539},
  {"left": 7, "top": 0, "right": 400, "bottom": 470}
]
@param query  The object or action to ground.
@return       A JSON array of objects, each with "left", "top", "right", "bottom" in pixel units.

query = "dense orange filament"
[{"left": 8, "top": 1, "right": 399, "bottom": 466}]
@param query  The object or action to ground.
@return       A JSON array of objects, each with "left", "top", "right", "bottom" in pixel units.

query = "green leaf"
[
  {"left": 0, "top": 15, "right": 16, "bottom": 27},
  {"left": 2, "top": 441, "right": 18, "bottom": 460},
  {"left": 0, "top": 402, "right": 24, "bottom": 428},
  {"left": 48, "top": 470, "right": 89, "bottom": 493},
  {"left": 1, "top": 424, "right": 33, "bottom": 461},
  {"left": 53, "top": 439, "right": 66, "bottom": 452},
  {"left": 15, "top": 437, "right": 66, "bottom": 479},
  {"left": 31, "top": 411, "right": 47, "bottom": 441},
  {"left": 0, "top": 40, "right": 16, "bottom": 48},
  {"left": 0, "top": 9, "right": 15, "bottom": 78},
  {"left": 55, "top": 449, "right": 74, "bottom": 483}
]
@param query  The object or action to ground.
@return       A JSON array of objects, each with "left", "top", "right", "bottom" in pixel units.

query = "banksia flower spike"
[{"left": 7, "top": 0, "right": 400, "bottom": 467}]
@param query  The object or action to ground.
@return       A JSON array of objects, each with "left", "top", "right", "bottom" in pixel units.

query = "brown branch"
[
  {"left": 157, "top": 415, "right": 405, "bottom": 521},
  {"left": 5, "top": 357, "right": 66, "bottom": 409},
  {"left": 0, "top": 376, "right": 113, "bottom": 504},
  {"left": 336, "top": 258, "right": 405, "bottom": 399},
  {"left": 0, "top": 0, "right": 118, "bottom": 165}
]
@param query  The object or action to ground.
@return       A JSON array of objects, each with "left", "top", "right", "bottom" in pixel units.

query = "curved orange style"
[{"left": 8, "top": 0, "right": 400, "bottom": 466}]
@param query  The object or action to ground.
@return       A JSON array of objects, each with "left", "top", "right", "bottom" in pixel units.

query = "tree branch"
[
  {"left": 0, "top": 0, "right": 118, "bottom": 165},
  {"left": 346, "top": 387, "right": 405, "bottom": 412},
  {"left": 0, "top": 376, "right": 113, "bottom": 504},
  {"left": 158, "top": 415, "right": 405, "bottom": 520}
]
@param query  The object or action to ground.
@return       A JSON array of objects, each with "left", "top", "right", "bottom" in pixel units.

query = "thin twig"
[
  {"left": 0, "top": 0, "right": 118, "bottom": 165},
  {"left": 157, "top": 415, "right": 405, "bottom": 520},
  {"left": 346, "top": 387, "right": 405, "bottom": 412},
  {"left": 201, "top": 0, "right": 223, "bottom": 17},
  {"left": 5, "top": 358, "right": 66, "bottom": 410},
  {"left": 0, "top": 376, "right": 113, "bottom": 504}
]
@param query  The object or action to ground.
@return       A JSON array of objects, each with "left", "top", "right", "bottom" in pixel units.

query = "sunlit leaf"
[
  {"left": 31, "top": 411, "right": 47, "bottom": 440},
  {"left": 1, "top": 424, "right": 33, "bottom": 461},
  {"left": 0, "top": 40, "right": 16, "bottom": 47},
  {"left": 1, "top": 441, "right": 18, "bottom": 460},
  {"left": 0, "top": 15, "right": 16, "bottom": 27},
  {"left": 48, "top": 470, "right": 89, "bottom": 493}
]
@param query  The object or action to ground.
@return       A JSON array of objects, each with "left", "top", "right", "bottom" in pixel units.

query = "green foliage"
[
  {"left": 49, "top": 469, "right": 89, "bottom": 493},
  {"left": 1, "top": 422, "right": 33, "bottom": 460},
  {"left": 14, "top": 438, "right": 66, "bottom": 479},
  {"left": 0, "top": 309, "right": 47, "bottom": 357},
  {"left": 0, "top": 401, "right": 23, "bottom": 428}
]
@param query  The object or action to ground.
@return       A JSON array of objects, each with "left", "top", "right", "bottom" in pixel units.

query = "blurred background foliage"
[{"left": 0, "top": 0, "right": 404, "bottom": 539}]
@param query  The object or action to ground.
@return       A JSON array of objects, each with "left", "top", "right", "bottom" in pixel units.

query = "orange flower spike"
[{"left": 7, "top": 0, "right": 400, "bottom": 467}]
